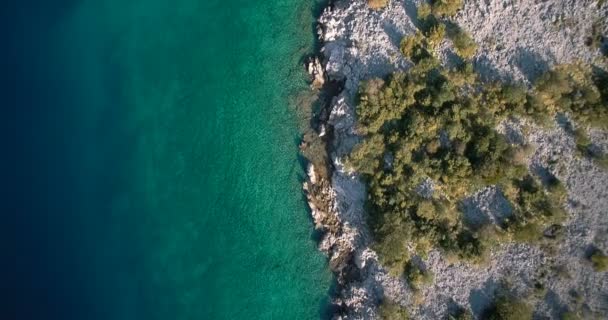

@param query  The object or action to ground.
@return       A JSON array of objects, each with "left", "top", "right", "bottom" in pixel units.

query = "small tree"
[
  {"left": 431, "top": 0, "right": 463, "bottom": 17},
  {"left": 484, "top": 293, "right": 533, "bottom": 320},
  {"left": 378, "top": 299, "right": 409, "bottom": 319},
  {"left": 591, "top": 249, "right": 608, "bottom": 272}
]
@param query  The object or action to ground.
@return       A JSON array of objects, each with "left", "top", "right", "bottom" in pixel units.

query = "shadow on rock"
[
  {"left": 474, "top": 55, "right": 510, "bottom": 83},
  {"left": 460, "top": 187, "right": 513, "bottom": 230},
  {"left": 382, "top": 20, "right": 405, "bottom": 49},
  {"left": 468, "top": 278, "right": 499, "bottom": 317},
  {"left": 513, "top": 47, "right": 552, "bottom": 83}
]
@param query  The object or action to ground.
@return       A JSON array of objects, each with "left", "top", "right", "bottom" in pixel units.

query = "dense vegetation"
[{"left": 349, "top": 0, "right": 608, "bottom": 279}]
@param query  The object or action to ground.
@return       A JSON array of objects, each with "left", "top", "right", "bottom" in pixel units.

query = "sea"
[{"left": 4, "top": 0, "right": 332, "bottom": 319}]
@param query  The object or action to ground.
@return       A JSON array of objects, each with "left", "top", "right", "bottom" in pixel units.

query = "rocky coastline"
[{"left": 303, "top": 0, "right": 608, "bottom": 319}]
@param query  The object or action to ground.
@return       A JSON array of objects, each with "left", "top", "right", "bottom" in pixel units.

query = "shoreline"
[{"left": 302, "top": 2, "right": 403, "bottom": 317}]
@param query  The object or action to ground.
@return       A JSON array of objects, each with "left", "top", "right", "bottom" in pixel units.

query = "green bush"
[
  {"left": 572, "top": 127, "right": 608, "bottom": 168},
  {"left": 426, "top": 23, "right": 446, "bottom": 50},
  {"left": 510, "top": 222, "right": 543, "bottom": 243},
  {"left": 404, "top": 260, "right": 434, "bottom": 289},
  {"left": 452, "top": 229, "right": 491, "bottom": 263},
  {"left": 430, "top": 0, "right": 463, "bottom": 17},
  {"left": 533, "top": 64, "right": 607, "bottom": 128},
  {"left": 484, "top": 293, "right": 533, "bottom": 320},
  {"left": 417, "top": 3, "right": 441, "bottom": 34},
  {"left": 400, "top": 32, "right": 432, "bottom": 63},
  {"left": 594, "top": 154, "right": 608, "bottom": 169},
  {"left": 446, "top": 24, "right": 477, "bottom": 59},
  {"left": 378, "top": 299, "right": 409, "bottom": 320},
  {"left": 590, "top": 250, "right": 608, "bottom": 272},
  {"left": 448, "top": 308, "right": 474, "bottom": 320},
  {"left": 574, "top": 127, "right": 592, "bottom": 156},
  {"left": 348, "top": 134, "right": 386, "bottom": 174},
  {"left": 417, "top": 3, "right": 432, "bottom": 20}
]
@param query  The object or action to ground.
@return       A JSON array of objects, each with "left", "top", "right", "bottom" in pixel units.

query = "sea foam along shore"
[{"left": 304, "top": 0, "right": 608, "bottom": 319}]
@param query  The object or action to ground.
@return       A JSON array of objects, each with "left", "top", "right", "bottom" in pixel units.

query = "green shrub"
[
  {"left": 448, "top": 308, "right": 474, "bottom": 320},
  {"left": 573, "top": 127, "right": 608, "bottom": 168},
  {"left": 417, "top": 3, "right": 432, "bottom": 20},
  {"left": 378, "top": 299, "right": 409, "bottom": 320},
  {"left": 348, "top": 134, "right": 386, "bottom": 174},
  {"left": 574, "top": 127, "right": 592, "bottom": 156},
  {"left": 510, "top": 222, "right": 543, "bottom": 243},
  {"left": 446, "top": 25, "right": 477, "bottom": 59},
  {"left": 417, "top": 3, "right": 442, "bottom": 34},
  {"left": 374, "top": 232, "right": 412, "bottom": 276},
  {"left": 372, "top": 210, "right": 416, "bottom": 276},
  {"left": 442, "top": 62, "right": 477, "bottom": 88},
  {"left": 404, "top": 260, "right": 434, "bottom": 289},
  {"left": 561, "top": 311, "right": 582, "bottom": 320},
  {"left": 545, "top": 172, "right": 567, "bottom": 202},
  {"left": 430, "top": 0, "right": 463, "bottom": 17},
  {"left": 594, "top": 154, "right": 608, "bottom": 169},
  {"left": 400, "top": 32, "right": 432, "bottom": 63},
  {"left": 426, "top": 23, "right": 446, "bottom": 50},
  {"left": 534, "top": 64, "right": 607, "bottom": 128},
  {"left": 484, "top": 293, "right": 533, "bottom": 320},
  {"left": 590, "top": 250, "right": 608, "bottom": 271},
  {"left": 453, "top": 229, "right": 490, "bottom": 263}
]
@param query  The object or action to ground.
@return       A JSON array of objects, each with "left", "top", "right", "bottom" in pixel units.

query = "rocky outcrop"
[
  {"left": 305, "top": 0, "right": 608, "bottom": 319},
  {"left": 307, "top": 57, "right": 326, "bottom": 89}
]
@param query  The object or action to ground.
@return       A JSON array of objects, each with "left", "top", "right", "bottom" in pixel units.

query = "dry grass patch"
[{"left": 368, "top": 0, "right": 388, "bottom": 10}]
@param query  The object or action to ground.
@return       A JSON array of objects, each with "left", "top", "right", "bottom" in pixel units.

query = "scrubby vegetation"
[
  {"left": 349, "top": 2, "right": 608, "bottom": 277},
  {"left": 482, "top": 292, "right": 533, "bottom": 320},
  {"left": 590, "top": 249, "right": 608, "bottom": 272},
  {"left": 446, "top": 23, "right": 477, "bottom": 59},
  {"left": 448, "top": 307, "right": 473, "bottom": 320},
  {"left": 561, "top": 311, "right": 583, "bottom": 320},
  {"left": 378, "top": 299, "right": 409, "bottom": 319},
  {"left": 532, "top": 64, "right": 608, "bottom": 127},
  {"left": 404, "top": 261, "right": 434, "bottom": 289},
  {"left": 429, "top": 0, "right": 463, "bottom": 18},
  {"left": 415, "top": 3, "right": 477, "bottom": 60}
]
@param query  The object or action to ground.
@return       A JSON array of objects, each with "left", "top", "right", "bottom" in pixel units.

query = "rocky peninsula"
[{"left": 303, "top": 0, "right": 608, "bottom": 319}]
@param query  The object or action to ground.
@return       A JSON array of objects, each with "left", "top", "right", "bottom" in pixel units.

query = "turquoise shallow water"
[{"left": 6, "top": 0, "right": 331, "bottom": 319}]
